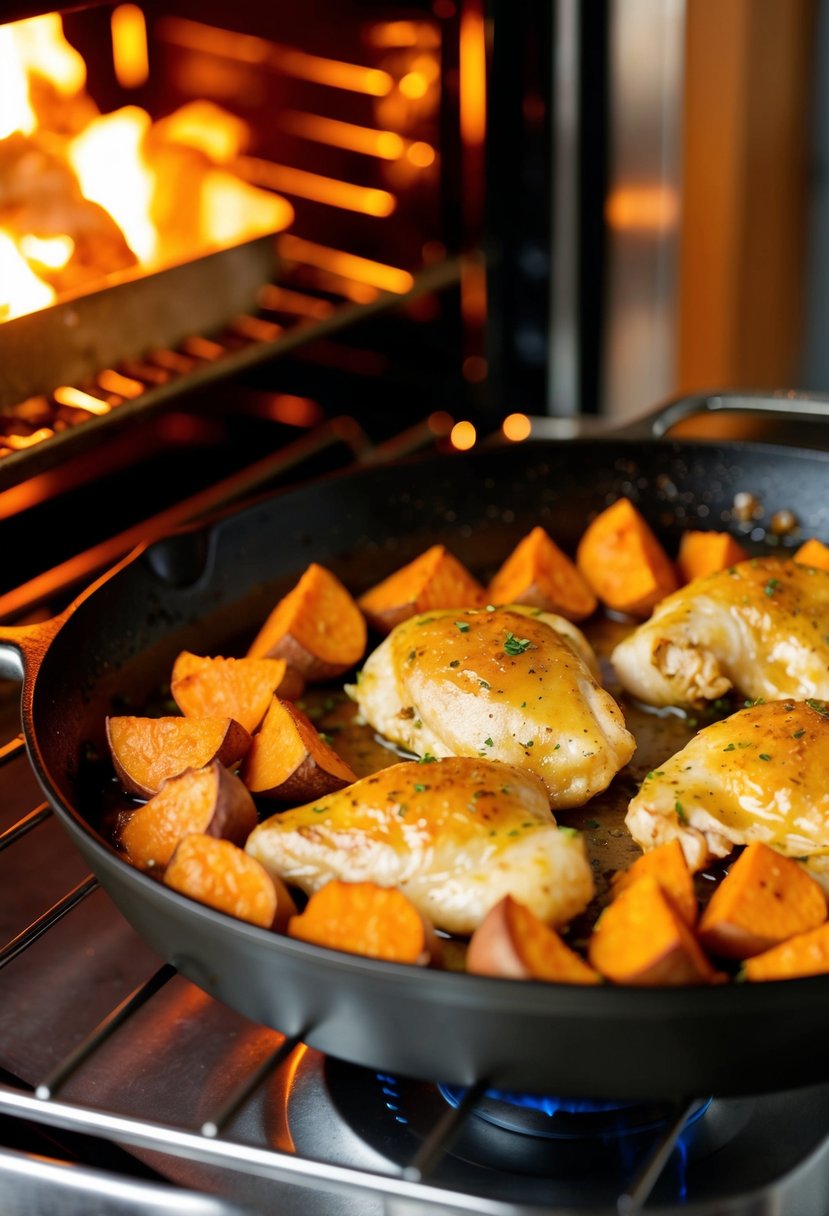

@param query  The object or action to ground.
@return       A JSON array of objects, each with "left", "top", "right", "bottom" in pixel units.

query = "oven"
[{"left": 2, "top": 2, "right": 829, "bottom": 1215}]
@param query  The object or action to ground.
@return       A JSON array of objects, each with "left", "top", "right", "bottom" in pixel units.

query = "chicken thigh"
[
  {"left": 612, "top": 557, "right": 829, "bottom": 709},
  {"left": 245, "top": 756, "right": 595, "bottom": 934},
  {"left": 626, "top": 699, "right": 829, "bottom": 874},
  {"left": 348, "top": 606, "right": 634, "bottom": 808}
]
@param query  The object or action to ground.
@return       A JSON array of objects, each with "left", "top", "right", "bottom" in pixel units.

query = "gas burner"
[
  {"left": 437, "top": 1083, "right": 711, "bottom": 1142},
  {"left": 278, "top": 1048, "right": 754, "bottom": 1208}
]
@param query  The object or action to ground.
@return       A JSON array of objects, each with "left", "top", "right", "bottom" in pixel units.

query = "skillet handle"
[
  {"left": 0, "top": 618, "right": 63, "bottom": 683},
  {"left": 614, "top": 389, "right": 829, "bottom": 439}
]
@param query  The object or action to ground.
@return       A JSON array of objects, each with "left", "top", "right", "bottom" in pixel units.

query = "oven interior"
[{"left": 3, "top": 3, "right": 829, "bottom": 1216}]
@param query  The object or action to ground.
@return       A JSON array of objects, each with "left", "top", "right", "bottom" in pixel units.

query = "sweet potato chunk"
[
  {"left": 794, "top": 537, "right": 829, "bottom": 572},
  {"left": 247, "top": 563, "right": 366, "bottom": 681},
  {"left": 698, "top": 842, "right": 827, "bottom": 959},
  {"left": 612, "top": 840, "right": 697, "bottom": 926},
  {"left": 164, "top": 835, "right": 296, "bottom": 930},
  {"left": 120, "top": 761, "right": 257, "bottom": 870},
  {"left": 287, "top": 879, "right": 440, "bottom": 965},
  {"left": 487, "top": 528, "right": 597, "bottom": 621},
  {"left": 107, "top": 715, "right": 251, "bottom": 799},
  {"left": 467, "top": 896, "right": 600, "bottom": 983},
  {"left": 588, "top": 876, "right": 718, "bottom": 985},
  {"left": 358, "top": 545, "right": 486, "bottom": 634},
  {"left": 242, "top": 696, "right": 357, "bottom": 801},
  {"left": 743, "top": 922, "right": 829, "bottom": 981},
  {"left": 677, "top": 530, "right": 749, "bottom": 583},
  {"left": 171, "top": 651, "right": 303, "bottom": 734},
  {"left": 576, "top": 498, "right": 678, "bottom": 617}
]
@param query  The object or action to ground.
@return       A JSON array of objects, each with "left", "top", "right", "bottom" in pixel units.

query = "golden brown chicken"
[
  {"left": 625, "top": 699, "right": 829, "bottom": 876},
  {"left": 611, "top": 557, "right": 829, "bottom": 709},
  {"left": 245, "top": 756, "right": 595, "bottom": 935},
  {"left": 347, "top": 606, "right": 634, "bottom": 809}
]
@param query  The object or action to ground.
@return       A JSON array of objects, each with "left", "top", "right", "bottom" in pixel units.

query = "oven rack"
[
  {"left": 0, "top": 741, "right": 699, "bottom": 1216},
  {"left": 0, "top": 245, "right": 462, "bottom": 495}
]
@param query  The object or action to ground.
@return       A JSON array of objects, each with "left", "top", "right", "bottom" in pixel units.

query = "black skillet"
[{"left": 3, "top": 392, "right": 829, "bottom": 1102}]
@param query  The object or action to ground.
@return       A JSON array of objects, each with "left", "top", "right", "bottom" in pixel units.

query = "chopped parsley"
[
  {"left": 449, "top": 659, "right": 460, "bottom": 668},
  {"left": 758, "top": 753, "right": 772, "bottom": 761},
  {"left": 479, "top": 679, "right": 491, "bottom": 690},
  {"left": 413, "top": 782, "right": 427, "bottom": 792},
  {"left": 558, "top": 826, "right": 579, "bottom": 839},
  {"left": 454, "top": 620, "right": 471, "bottom": 633},
  {"left": 312, "top": 805, "right": 325, "bottom": 814},
  {"left": 418, "top": 752, "right": 438, "bottom": 764},
  {"left": 764, "top": 578, "right": 781, "bottom": 597},
  {"left": 723, "top": 742, "right": 736, "bottom": 752},
  {"left": 792, "top": 728, "right": 806, "bottom": 739},
  {"left": 675, "top": 800, "right": 687, "bottom": 822},
  {"left": 407, "top": 649, "right": 417, "bottom": 661},
  {"left": 806, "top": 699, "right": 829, "bottom": 717},
  {"left": 483, "top": 736, "right": 494, "bottom": 748},
  {"left": 520, "top": 739, "right": 534, "bottom": 749},
  {"left": 504, "top": 631, "right": 532, "bottom": 656}
]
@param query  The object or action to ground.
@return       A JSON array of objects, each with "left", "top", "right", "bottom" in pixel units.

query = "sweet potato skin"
[
  {"left": 247, "top": 563, "right": 366, "bottom": 681},
  {"left": 698, "top": 842, "right": 827, "bottom": 959},
  {"left": 488, "top": 527, "right": 597, "bottom": 622},
  {"left": 358, "top": 545, "right": 486, "bottom": 633},
  {"left": 467, "top": 895, "right": 600, "bottom": 983},
  {"left": 164, "top": 835, "right": 295, "bottom": 930},
  {"left": 576, "top": 498, "right": 678, "bottom": 617},
  {"left": 588, "top": 876, "right": 718, "bottom": 986},
  {"left": 120, "top": 761, "right": 258, "bottom": 871},
  {"left": 242, "top": 696, "right": 357, "bottom": 801},
  {"left": 106, "top": 715, "right": 252, "bottom": 799},
  {"left": 287, "top": 879, "right": 441, "bottom": 965}
]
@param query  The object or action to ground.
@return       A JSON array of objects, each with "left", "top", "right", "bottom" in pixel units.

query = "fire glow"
[{"left": 0, "top": 12, "right": 292, "bottom": 324}]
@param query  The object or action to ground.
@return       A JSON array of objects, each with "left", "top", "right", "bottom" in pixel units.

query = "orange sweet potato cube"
[
  {"left": 698, "top": 842, "right": 827, "bottom": 959},
  {"left": 588, "top": 876, "right": 718, "bottom": 986},
  {"left": 612, "top": 840, "right": 697, "bottom": 926}
]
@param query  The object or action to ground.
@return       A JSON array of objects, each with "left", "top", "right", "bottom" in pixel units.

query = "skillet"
[{"left": 4, "top": 392, "right": 829, "bottom": 1102}]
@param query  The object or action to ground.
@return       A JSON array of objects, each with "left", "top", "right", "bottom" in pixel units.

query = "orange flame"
[
  {"left": 0, "top": 232, "right": 55, "bottom": 320},
  {"left": 69, "top": 106, "right": 159, "bottom": 262},
  {"left": 0, "top": 12, "right": 293, "bottom": 323}
]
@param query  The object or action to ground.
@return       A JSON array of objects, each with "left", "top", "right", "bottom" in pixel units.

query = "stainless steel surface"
[
  {"left": 603, "top": 0, "right": 685, "bottom": 420},
  {"left": 549, "top": 0, "right": 580, "bottom": 417},
  {"left": 0, "top": 1147, "right": 246, "bottom": 1216}
]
